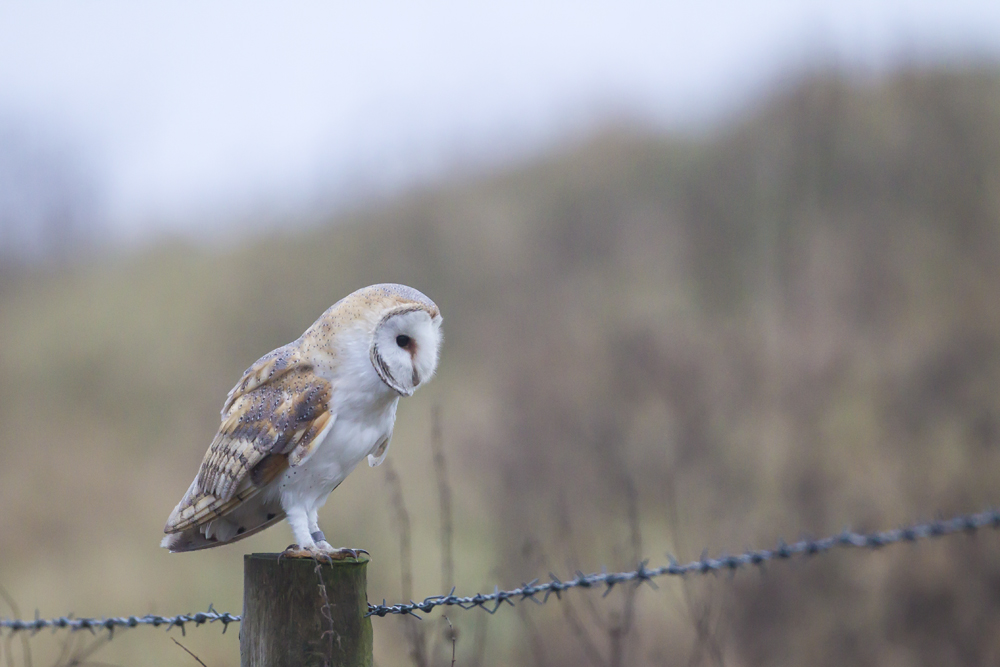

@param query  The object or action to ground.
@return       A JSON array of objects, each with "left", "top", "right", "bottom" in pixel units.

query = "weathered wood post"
[{"left": 241, "top": 553, "right": 373, "bottom": 667}]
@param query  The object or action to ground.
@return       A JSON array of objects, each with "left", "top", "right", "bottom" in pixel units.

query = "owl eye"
[{"left": 396, "top": 334, "right": 412, "bottom": 348}]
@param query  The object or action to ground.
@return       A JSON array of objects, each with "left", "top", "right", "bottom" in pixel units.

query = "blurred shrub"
[{"left": 2, "top": 65, "right": 1000, "bottom": 666}]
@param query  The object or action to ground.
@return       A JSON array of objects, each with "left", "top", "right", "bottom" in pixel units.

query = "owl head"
[
  {"left": 306, "top": 283, "right": 441, "bottom": 396},
  {"left": 306, "top": 284, "right": 442, "bottom": 397}
]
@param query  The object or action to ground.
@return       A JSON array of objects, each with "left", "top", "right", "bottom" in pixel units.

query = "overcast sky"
[{"left": 1, "top": 1, "right": 999, "bottom": 243}]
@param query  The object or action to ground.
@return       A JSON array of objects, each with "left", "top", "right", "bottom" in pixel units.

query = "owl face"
[{"left": 370, "top": 305, "right": 442, "bottom": 396}]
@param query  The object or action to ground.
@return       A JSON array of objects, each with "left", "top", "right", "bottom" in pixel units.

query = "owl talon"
[
  {"left": 317, "top": 545, "right": 369, "bottom": 560},
  {"left": 279, "top": 544, "right": 327, "bottom": 562}
]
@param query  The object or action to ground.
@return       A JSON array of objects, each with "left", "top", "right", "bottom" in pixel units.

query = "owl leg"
[
  {"left": 307, "top": 509, "right": 326, "bottom": 547},
  {"left": 307, "top": 509, "right": 369, "bottom": 561},
  {"left": 279, "top": 506, "right": 322, "bottom": 559}
]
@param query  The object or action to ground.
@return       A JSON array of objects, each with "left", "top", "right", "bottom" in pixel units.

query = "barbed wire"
[
  {"left": 2, "top": 508, "right": 999, "bottom": 633},
  {"left": 0, "top": 606, "right": 239, "bottom": 636},
  {"left": 365, "top": 508, "right": 1000, "bottom": 617}
]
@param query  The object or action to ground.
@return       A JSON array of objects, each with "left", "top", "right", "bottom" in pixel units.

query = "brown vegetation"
[{"left": 2, "top": 65, "right": 1000, "bottom": 665}]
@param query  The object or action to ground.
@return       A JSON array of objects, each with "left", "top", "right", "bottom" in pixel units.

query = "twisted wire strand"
[
  {"left": 0, "top": 606, "right": 239, "bottom": 636},
  {"left": 365, "top": 508, "right": 1000, "bottom": 617},
  {"left": 2, "top": 508, "right": 998, "bottom": 632}
]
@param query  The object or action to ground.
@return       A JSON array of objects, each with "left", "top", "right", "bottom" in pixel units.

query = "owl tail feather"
[{"left": 161, "top": 500, "right": 286, "bottom": 552}]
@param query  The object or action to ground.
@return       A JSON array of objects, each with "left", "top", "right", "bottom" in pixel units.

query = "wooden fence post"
[{"left": 241, "top": 553, "right": 373, "bottom": 667}]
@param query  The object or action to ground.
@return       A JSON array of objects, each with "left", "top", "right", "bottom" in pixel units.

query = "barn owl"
[{"left": 162, "top": 283, "right": 442, "bottom": 558}]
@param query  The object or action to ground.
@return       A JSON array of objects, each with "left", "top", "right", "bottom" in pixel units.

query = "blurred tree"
[{"left": 0, "top": 115, "right": 103, "bottom": 267}]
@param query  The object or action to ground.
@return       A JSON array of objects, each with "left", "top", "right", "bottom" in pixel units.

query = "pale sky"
[{"left": 1, "top": 1, "right": 999, "bottom": 243}]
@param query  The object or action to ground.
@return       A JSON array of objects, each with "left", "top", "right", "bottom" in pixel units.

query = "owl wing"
[
  {"left": 164, "top": 348, "right": 335, "bottom": 535},
  {"left": 220, "top": 342, "right": 306, "bottom": 416}
]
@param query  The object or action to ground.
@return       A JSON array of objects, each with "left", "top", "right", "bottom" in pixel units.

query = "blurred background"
[{"left": 3, "top": 1, "right": 1000, "bottom": 665}]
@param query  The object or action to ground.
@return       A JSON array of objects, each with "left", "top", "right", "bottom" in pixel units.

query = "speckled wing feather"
[
  {"left": 164, "top": 345, "right": 335, "bottom": 534},
  {"left": 220, "top": 343, "right": 308, "bottom": 416}
]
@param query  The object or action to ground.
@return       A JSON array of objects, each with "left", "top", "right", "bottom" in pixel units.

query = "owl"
[{"left": 162, "top": 283, "right": 442, "bottom": 558}]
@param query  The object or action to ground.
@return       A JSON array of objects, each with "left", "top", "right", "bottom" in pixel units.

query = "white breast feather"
[{"left": 268, "top": 351, "right": 400, "bottom": 516}]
